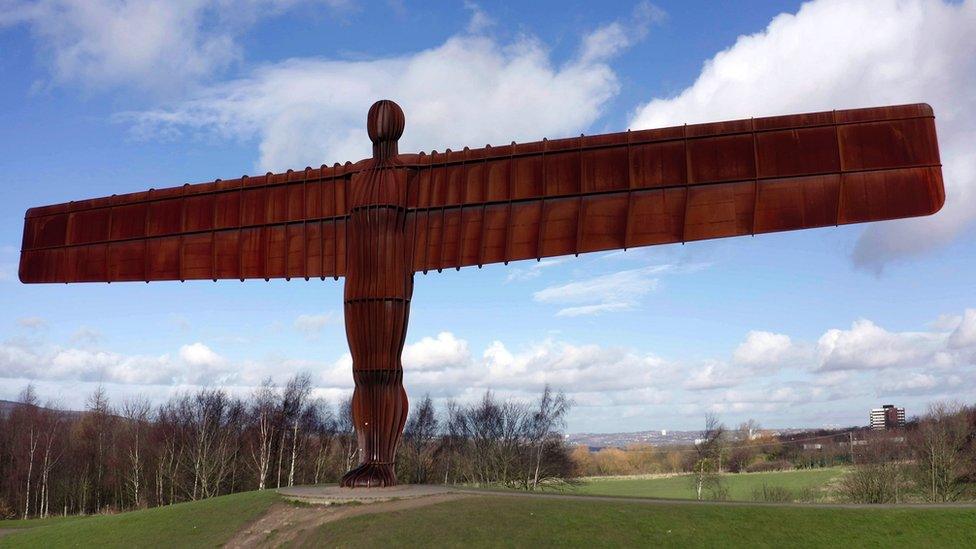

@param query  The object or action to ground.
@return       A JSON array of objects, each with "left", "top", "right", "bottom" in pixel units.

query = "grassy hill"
[
  {"left": 4, "top": 482, "right": 976, "bottom": 548},
  {"left": 0, "top": 490, "right": 275, "bottom": 548},
  {"left": 571, "top": 468, "right": 847, "bottom": 502}
]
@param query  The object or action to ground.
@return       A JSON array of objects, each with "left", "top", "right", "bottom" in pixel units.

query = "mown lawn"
[
  {"left": 0, "top": 489, "right": 277, "bottom": 548},
  {"left": 0, "top": 516, "right": 84, "bottom": 531},
  {"left": 300, "top": 495, "right": 976, "bottom": 548},
  {"left": 571, "top": 468, "right": 846, "bottom": 501}
]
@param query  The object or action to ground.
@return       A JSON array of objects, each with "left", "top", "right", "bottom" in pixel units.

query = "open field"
[
  {"left": 0, "top": 490, "right": 276, "bottom": 548},
  {"left": 570, "top": 468, "right": 847, "bottom": 502},
  {"left": 5, "top": 482, "right": 976, "bottom": 548},
  {"left": 303, "top": 495, "right": 976, "bottom": 548}
]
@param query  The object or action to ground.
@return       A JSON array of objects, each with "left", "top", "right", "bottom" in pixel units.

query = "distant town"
[{"left": 567, "top": 404, "right": 907, "bottom": 449}]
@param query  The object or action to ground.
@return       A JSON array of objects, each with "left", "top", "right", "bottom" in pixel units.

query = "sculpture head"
[{"left": 367, "top": 100, "right": 404, "bottom": 162}]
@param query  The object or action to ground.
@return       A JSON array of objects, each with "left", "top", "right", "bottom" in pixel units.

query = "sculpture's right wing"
[
  {"left": 20, "top": 164, "right": 358, "bottom": 283},
  {"left": 405, "top": 104, "right": 943, "bottom": 273}
]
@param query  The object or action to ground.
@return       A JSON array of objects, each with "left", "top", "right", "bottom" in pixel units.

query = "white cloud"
[
  {"left": 813, "top": 370, "right": 851, "bottom": 387},
  {"left": 123, "top": 7, "right": 649, "bottom": 171},
  {"left": 70, "top": 326, "right": 102, "bottom": 346},
  {"left": 555, "top": 302, "right": 633, "bottom": 318},
  {"left": 0, "top": 245, "right": 14, "bottom": 282},
  {"left": 293, "top": 312, "right": 335, "bottom": 339},
  {"left": 732, "top": 330, "right": 809, "bottom": 372},
  {"left": 178, "top": 342, "right": 224, "bottom": 368},
  {"left": 3, "top": 307, "right": 975, "bottom": 428},
  {"left": 0, "top": 338, "right": 233, "bottom": 386},
  {"left": 533, "top": 265, "right": 670, "bottom": 316},
  {"left": 630, "top": 0, "right": 976, "bottom": 272},
  {"left": 578, "top": 1, "right": 665, "bottom": 64},
  {"left": 816, "top": 319, "right": 947, "bottom": 371},
  {"left": 948, "top": 309, "right": 976, "bottom": 349},
  {"left": 0, "top": 0, "right": 350, "bottom": 92},
  {"left": 463, "top": 1, "right": 493, "bottom": 35},
  {"left": 878, "top": 372, "right": 939, "bottom": 395},
  {"left": 403, "top": 332, "right": 470, "bottom": 371},
  {"left": 504, "top": 257, "right": 569, "bottom": 283},
  {"left": 17, "top": 317, "right": 47, "bottom": 330},
  {"left": 683, "top": 361, "right": 744, "bottom": 391}
]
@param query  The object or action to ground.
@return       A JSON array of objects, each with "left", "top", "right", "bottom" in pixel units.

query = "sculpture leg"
[
  {"left": 340, "top": 231, "right": 412, "bottom": 487},
  {"left": 341, "top": 368, "right": 409, "bottom": 487}
]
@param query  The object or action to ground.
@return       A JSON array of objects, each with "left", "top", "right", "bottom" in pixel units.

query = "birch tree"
[{"left": 529, "top": 386, "right": 569, "bottom": 490}]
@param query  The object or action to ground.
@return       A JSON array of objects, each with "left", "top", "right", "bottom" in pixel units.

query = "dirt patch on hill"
[{"left": 225, "top": 493, "right": 468, "bottom": 548}]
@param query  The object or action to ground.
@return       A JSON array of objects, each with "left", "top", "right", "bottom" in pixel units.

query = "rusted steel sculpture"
[{"left": 20, "top": 101, "right": 944, "bottom": 487}]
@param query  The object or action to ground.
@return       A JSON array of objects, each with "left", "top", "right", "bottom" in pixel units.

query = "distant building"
[{"left": 870, "top": 405, "right": 905, "bottom": 430}]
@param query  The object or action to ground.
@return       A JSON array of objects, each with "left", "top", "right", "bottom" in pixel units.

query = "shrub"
[
  {"left": 752, "top": 484, "right": 794, "bottom": 502},
  {"left": 0, "top": 500, "right": 16, "bottom": 520},
  {"left": 745, "top": 460, "right": 794, "bottom": 473},
  {"left": 841, "top": 463, "right": 905, "bottom": 504}
]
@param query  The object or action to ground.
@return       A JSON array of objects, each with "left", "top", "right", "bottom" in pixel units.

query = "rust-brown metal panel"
[
  {"left": 406, "top": 103, "right": 943, "bottom": 271},
  {"left": 20, "top": 165, "right": 356, "bottom": 283},
  {"left": 20, "top": 103, "right": 943, "bottom": 282}
]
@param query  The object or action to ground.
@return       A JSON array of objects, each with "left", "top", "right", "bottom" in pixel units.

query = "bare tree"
[
  {"left": 248, "top": 379, "right": 278, "bottom": 490},
  {"left": 0, "top": 382, "right": 577, "bottom": 517},
  {"left": 403, "top": 394, "right": 440, "bottom": 484},
  {"left": 282, "top": 373, "right": 313, "bottom": 487},
  {"left": 80, "top": 386, "right": 114, "bottom": 513},
  {"left": 441, "top": 400, "right": 468, "bottom": 485},
  {"left": 911, "top": 402, "right": 969, "bottom": 502},
  {"left": 18, "top": 385, "right": 40, "bottom": 519},
  {"left": 337, "top": 397, "right": 356, "bottom": 472},
  {"left": 310, "top": 400, "right": 336, "bottom": 484},
  {"left": 37, "top": 404, "right": 64, "bottom": 518},
  {"left": 529, "top": 386, "right": 569, "bottom": 490},
  {"left": 121, "top": 397, "right": 152, "bottom": 507},
  {"left": 692, "top": 413, "right": 726, "bottom": 501}
]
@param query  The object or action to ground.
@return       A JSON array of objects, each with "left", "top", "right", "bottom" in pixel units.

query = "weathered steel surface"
[
  {"left": 402, "top": 103, "right": 943, "bottom": 272},
  {"left": 18, "top": 101, "right": 945, "bottom": 487},
  {"left": 20, "top": 104, "right": 942, "bottom": 283},
  {"left": 19, "top": 165, "right": 355, "bottom": 283},
  {"left": 341, "top": 100, "right": 411, "bottom": 487}
]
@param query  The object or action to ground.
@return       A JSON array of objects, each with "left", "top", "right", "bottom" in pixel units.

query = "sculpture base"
[
  {"left": 278, "top": 484, "right": 454, "bottom": 505},
  {"left": 340, "top": 462, "right": 397, "bottom": 488}
]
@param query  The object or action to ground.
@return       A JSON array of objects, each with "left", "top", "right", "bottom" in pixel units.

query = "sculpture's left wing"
[{"left": 404, "top": 103, "right": 944, "bottom": 273}]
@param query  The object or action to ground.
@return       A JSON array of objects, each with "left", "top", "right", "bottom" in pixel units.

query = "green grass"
[
  {"left": 570, "top": 468, "right": 846, "bottom": 501},
  {"left": 299, "top": 495, "right": 976, "bottom": 548},
  {"left": 0, "top": 490, "right": 277, "bottom": 549},
  {"left": 0, "top": 516, "right": 84, "bottom": 530}
]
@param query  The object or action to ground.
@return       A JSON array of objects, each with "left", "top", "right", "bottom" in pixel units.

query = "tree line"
[
  {"left": 573, "top": 404, "right": 976, "bottom": 503},
  {"left": 842, "top": 402, "right": 976, "bottom": 503},
  {"left": 0, "top": 379, "right": 572, "bottom": 520}
]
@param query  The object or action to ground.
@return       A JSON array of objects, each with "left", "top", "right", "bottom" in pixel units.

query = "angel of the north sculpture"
[{"left": 19, "top": 100, "right": 944, "bottom": 487}]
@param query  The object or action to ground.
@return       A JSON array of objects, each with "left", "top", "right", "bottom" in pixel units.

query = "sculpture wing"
[
  {"left": 405, "top": 104, "right": 944, "bottom": 273},
  {"left": 19, "top": 165, "right": 356, "bottom": 283}
]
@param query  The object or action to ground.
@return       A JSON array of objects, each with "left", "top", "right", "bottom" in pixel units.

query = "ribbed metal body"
[{"left": 341, "top": 163, "right": 413, "bottom": 487}]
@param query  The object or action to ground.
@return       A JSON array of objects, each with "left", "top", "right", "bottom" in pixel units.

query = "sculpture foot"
[{"left": 340, "top": 462, "right": 397, "bottom": 488}]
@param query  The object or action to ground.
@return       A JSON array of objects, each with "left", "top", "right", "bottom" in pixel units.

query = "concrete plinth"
[{"left": 277, "top": 484, "right": 455, "bottom": 505}]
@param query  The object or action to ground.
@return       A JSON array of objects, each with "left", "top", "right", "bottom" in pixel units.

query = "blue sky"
[{"left": 1, "top": 0, "right": 974, "bottom": 432}]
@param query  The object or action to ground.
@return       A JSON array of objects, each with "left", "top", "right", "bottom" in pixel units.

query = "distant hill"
[
  {"left": 0, "top": 399, "right": 26, "bottom": 418},
  {"left": 0, "top": 399, "right": 84, "bottom": 419},
  {"left": 566, "top": 428, "right": 812, "bottom": 449}
]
